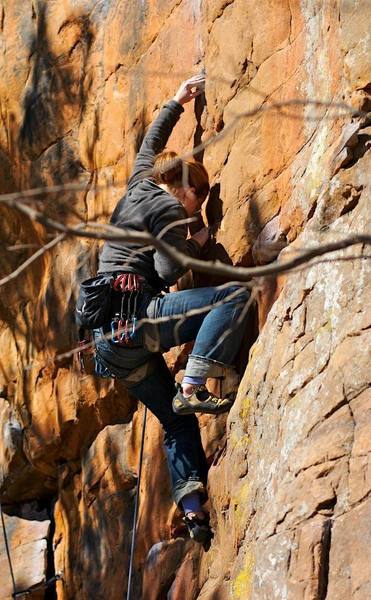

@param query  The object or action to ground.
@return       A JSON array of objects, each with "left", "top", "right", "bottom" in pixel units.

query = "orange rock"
[
  {"left": 0, "top": 510, "right": 50, "bottom": 600},
  {"left": 0, "top": 0, "right": 370, "bottom": 598}
]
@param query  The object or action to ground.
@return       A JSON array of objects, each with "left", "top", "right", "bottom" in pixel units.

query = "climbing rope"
[
  {"left": 0, "top": 499, "right": 63, "bottom": 598},
  {"left": 126, "top": 406, "right": 147, "bottom": 600},
  {"left": 2, "top": 403, "right": 147, "bottom": 600},
  {"left": 0, "top": 500, "right": 17, "bottom": 597}
]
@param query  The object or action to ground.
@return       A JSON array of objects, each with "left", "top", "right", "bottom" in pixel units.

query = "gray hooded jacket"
[{"left": 98, "top": 100, "right": 201, "bottom": 291}]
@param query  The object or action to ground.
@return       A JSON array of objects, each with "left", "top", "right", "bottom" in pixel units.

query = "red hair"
[{"left": 153, "top": 151, "right": 210, "bottom": 200}]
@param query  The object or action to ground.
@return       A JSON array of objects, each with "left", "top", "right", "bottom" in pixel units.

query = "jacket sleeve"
[
  {"left": 150, "top": 206, "right": 202, "bottom": 285},
  {"left": 127, "top": 100, "right": 184, "bottom": 188}
]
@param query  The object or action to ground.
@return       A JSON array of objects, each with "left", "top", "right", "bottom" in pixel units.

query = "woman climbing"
[{"left": 91, "top": 75, "right": 250, "bottom": 546}]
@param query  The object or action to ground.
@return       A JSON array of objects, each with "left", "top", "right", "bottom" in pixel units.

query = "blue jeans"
[{"left": 94, "top": 285, "right": 250, "bottom": 505}]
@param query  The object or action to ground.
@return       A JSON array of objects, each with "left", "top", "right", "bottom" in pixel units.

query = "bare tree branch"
[
  {"left": 6, "top": 244, "right": 42, "bottom": 251},
  {"left": 0, "top": 96, "right": 365, "bottom": 210},
  {"left": 0, "top": 234, "right": 66, "bottom": 287},
  {"left": 277, "top": 252, "right": 371, "bottom": 276},
  {"left": 172, "top": 284, "right": 258, "bottom": 347},
  {"left": 3, "top": 195, "right": 370, "bottom": 282},
  {"left": 215, "top": 286, "right": 259, "bottom": 349},
  {"left": 56, "top": 282, "right": 255, "bottom": 363},
  {"left": 0, "top": 89, "right": 368, "bottom": 376}
]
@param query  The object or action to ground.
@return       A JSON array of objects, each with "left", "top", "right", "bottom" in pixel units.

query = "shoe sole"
[
  {"left": 189, "top": 527, "right": 211, "bottom": 544},
  {"left": 172, "top": 400, "right": 233, "bottom": 416},
  {"left": 184, "top": 519, "right": 212, "bottom": 546}
]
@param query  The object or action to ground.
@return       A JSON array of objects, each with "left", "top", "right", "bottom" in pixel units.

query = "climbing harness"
[
  {"left": 77, "top": 272, "right": 146, "bottom": 373},
  {"left": 0, "top": 500, "right": 63, "bottom": 598},
  {"left": 111, "top": 273, "right": 144, "bottom": 345},
  {"left": 126, "top": 406, "right": 147, "bottom": 600}
]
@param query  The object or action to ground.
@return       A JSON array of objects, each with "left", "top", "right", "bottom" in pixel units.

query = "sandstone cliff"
[{"left": 0, "top": 1, "right": 370, "bottom": 599}]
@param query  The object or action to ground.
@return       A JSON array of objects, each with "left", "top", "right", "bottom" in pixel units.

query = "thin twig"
[
  {"left": 0, "top": 96, "right": 364, "bottom": 208},
  {"left": 4, "top": 197, "right": 371, "bottom": 281},
  {"left": 56, "top": 282, "right": 253, "bottom": 363},
  {"left": 0, "top": 234, "right": 66, "bottom": 287}
]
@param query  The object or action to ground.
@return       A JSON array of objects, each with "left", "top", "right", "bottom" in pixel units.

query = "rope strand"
[
  {"left": 0, "top": 501, "right": 17, "bottom": 597},
  {"left": 0, "top": 500, "right": 63, "bottom": 598},
  {"left": 126, "top": 406, "right": 147, "bottom": 600}
]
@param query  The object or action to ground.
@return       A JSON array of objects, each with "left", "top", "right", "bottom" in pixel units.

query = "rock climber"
[{"left": 91, "top": 75, "right": 250, "bottom": 546}]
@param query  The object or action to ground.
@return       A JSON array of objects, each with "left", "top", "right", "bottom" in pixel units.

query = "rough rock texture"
[
  {"left": 0, "top": 0, "right": 370, "bottom": 598},
  {"left": 206, "top": 188, "right": 370, "bottom": 599},
  {"left": 0, "top": 506, "right": 50, "bottom": 600}
]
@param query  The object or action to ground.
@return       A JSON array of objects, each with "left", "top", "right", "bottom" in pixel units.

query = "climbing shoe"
[
  {"left": 184, "top": 513, "right": 213, "bottom": 550},
  {"left": 172, "top": 384, "right": 234, "bottom": 415}
]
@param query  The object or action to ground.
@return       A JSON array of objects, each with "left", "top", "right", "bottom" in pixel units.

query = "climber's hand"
[
  {"left": 191, "top": 226, "right": 210, "bottom": 248},
  {"left": 173, "top": 75, "right": 205, "bottom": 105}
]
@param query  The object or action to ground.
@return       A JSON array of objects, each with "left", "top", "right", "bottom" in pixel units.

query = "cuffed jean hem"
[
  {"left": 173, "top": 480, "right": 208, "bottom": 507},
  {"left": 184, "top": 355, "right": 235, "bottom": 379}
]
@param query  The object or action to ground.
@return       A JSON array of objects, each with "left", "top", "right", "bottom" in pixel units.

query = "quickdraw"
[
  {"left": 111, "top": 273, "right": 144, "bottom": 345},
  {"left": 113, "top": 273, "right": 143, "bottom": 293}
]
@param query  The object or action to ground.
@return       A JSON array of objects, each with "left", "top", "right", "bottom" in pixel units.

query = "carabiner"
[
  {"left": 130, "top": 317, "right": 137, "bottom": 339},
  {"left": 118, "top": 318, "right": 125, "bottom": 342},
  {"left": 111, "top": 316, "right": 120, "bottom": 343}
]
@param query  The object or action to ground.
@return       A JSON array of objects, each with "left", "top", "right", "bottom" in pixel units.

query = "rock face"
[
  {"left": 0, "top": 1, "right": 370, "bottom": 599},
  {"left": 0, "top": 505, "right": 50, "bottom": 600}
]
